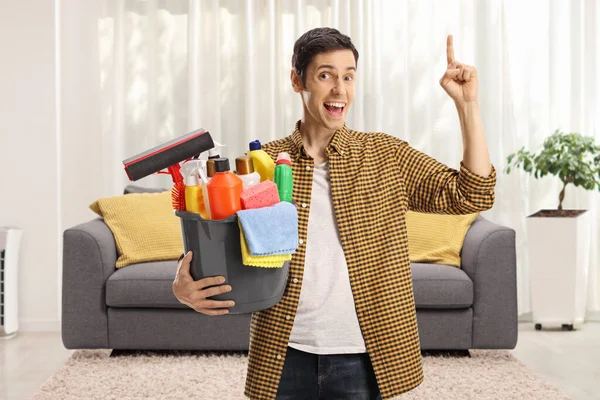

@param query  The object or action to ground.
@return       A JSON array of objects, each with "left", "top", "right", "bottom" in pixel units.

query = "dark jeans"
[{"left": 275, "top": 346, "right": 382, "bottom": 400}]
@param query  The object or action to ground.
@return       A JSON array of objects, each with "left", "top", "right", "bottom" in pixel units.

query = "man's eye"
[
  {"left": 345, "top": 76, "right": 353, "bottom": 81},
  {"left": 320, "top": 73, "right": 330, "bottom": 79}
]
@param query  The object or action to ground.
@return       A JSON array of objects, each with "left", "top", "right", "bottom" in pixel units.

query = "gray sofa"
[{"left": 61, "top": 185, "right": 518, "bottom": 351}]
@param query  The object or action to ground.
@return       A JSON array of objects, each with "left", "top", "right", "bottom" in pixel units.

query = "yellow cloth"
[
  {"left": 90, "top": 191, "right": 183, "bottom": 268},
  {"left": 239, "top": 221, "right": 291, "bottom": 268},
  {"left": 405, "top": 210, "right": 479, "bottom": 268}
]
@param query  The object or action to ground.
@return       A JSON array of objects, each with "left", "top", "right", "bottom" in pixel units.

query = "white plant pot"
[{"left": 526, "top": 209, "right": 591, "bottom": 330}]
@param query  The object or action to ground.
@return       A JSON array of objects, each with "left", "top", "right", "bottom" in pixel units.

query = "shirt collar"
[{"left": 289, "top": 120, "right": 350, "bottom": 160}]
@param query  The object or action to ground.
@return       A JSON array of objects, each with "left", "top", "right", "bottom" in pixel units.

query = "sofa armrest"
[
  {"left": 461, "top": 215, "right": 518, "bottom": 349},
  {"left": 61, "top": 218, "right": 117, "bottom": 349}
]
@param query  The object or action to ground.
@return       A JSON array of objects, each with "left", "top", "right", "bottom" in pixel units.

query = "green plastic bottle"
[{"left": 274, "top": 152, "right": 293, "bottom": 203}]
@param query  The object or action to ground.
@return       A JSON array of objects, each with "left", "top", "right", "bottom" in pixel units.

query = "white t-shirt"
[{"left": 288, "top": 160, "right": 367, "bottom": 354}]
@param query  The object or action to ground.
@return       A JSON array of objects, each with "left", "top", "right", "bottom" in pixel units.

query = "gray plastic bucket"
[{"left": 174, "top": 210, "right": 289, "bottom": 314}]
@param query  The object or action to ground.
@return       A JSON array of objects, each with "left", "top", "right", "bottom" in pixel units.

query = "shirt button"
[
  {"left": 277, "top": 354, "right": 282, "bottom": 360},
  {"left": 293, "top": 278, "right": 299, "bottom": 283},
  {"left": 286, "top": 315, "right": 291, "bottom": 320},
  {"left": 306, "top": 166, "right": 311, "bottom": 171},
  {"left": 302, "top": 203, "right": 307, "bottom": 208},
  {"left": 299, "top": 239, "right": 304, "bottom": 244}
]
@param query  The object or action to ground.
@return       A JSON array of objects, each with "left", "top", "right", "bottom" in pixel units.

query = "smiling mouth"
[{"left": 323, "top": 101, "right": 346, "bottom": 118}]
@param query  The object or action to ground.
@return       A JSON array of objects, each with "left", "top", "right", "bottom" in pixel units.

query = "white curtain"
[{"left": 60, "top": 0, "right": 600, "bottom": 318}]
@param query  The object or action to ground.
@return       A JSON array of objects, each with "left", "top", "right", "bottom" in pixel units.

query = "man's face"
[{"left": 291, "top": 49, "right": 356, "bottom": 131}]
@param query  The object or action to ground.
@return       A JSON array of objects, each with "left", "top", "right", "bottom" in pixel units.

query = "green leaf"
[{"left": 505, "top": 129, "right": 600, "bottom": 202}]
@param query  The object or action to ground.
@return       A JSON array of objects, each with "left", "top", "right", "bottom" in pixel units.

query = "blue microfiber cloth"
[{"left": 236, "top": 202, "right": 299, "bottom": 256}]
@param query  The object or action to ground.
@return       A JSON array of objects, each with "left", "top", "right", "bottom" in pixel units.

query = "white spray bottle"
[
  {"left": 197, "top": 141, "right": 225, "bottom": 219},
  {"left": 205, "top": 142, "right": 225, "bottom": 179},
  {"left": 180, "top": 159, "right": 209, "bottom": 219}
]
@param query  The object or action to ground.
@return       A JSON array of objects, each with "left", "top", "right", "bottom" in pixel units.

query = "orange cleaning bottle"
[{"left": 207, "top": 158, "right": 243, "bottom": 220}]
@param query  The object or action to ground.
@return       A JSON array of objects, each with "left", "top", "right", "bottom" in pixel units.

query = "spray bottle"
[
  {"left": 180, "top": 159, "right": 210, "bottom": 219},
  {"left": 197, "top": 141, "right": 225, "bottom": 220},
  {"left": 274, "top": 152, "right": 293, "bottom": 203},
  {"left": 205, "top": 142, "right": 225, "bottom": 181}
]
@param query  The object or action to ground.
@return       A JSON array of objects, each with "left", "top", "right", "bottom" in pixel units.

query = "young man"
[{"left": 173, "top": 27, "right": 496, "bottom": 400}]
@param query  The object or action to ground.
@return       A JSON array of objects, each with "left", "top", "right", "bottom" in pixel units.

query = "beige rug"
[{"left": 31, "top": 349, "right": 570, "bottom": 399}]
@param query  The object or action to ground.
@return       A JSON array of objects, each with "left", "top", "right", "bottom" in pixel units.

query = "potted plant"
[{"left": 505, "top": 129, "right": 600, "bottom": 331}]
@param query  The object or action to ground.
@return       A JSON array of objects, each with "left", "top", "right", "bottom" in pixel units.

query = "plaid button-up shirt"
[{"left": 244, "top": 120, "right": 497, "bottom": 400}]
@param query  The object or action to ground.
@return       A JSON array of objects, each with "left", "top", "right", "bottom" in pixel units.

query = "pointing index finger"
[{"left": 446, "top": 34, "right": 454, "bottom": 65}]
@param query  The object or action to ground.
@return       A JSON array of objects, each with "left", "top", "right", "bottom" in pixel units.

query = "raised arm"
[
  {"left": 395, "top": 140, "right": 496, "bottom": 214},
  {"left": 396, "top": 34, "right": 496, "bottom": 214}
]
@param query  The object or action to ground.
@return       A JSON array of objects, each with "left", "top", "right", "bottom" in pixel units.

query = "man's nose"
[{"left": 332, "top": 78, "right": 346, "bottom": 96}]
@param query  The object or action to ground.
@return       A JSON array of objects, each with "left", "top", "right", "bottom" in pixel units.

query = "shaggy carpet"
[{"left": 31, "top": 349, "right": 570, "bottom": 399}]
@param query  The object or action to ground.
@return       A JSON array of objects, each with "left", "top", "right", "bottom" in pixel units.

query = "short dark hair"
[{"left": 292, "top": 27, "right": 359, "bottom": 86}]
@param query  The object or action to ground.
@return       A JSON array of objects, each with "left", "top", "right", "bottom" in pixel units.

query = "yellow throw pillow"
[
  {"left": 405, "top": 211, "right": 479, "bottom": 268},
  {"left": 90, "top": 190, "right": 183, "bottom": 268}
]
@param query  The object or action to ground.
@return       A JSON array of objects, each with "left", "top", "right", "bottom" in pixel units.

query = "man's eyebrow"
[{"left": 316, "top": 64, "right": 356, "bottom": 71}]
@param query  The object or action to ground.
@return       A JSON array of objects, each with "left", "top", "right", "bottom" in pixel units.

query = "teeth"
[{"left": 325, "top": 102, "right": 345, "bottom": 108}]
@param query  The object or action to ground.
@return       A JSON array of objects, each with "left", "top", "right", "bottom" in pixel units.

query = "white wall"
[
  {"left": 0, "top": 0, "right": 60, "bottom": 331},
  {"left": 0, "top": 0, "right": 103, "bottom": 332},
  {"left": 58, "top": 0, "right": 106, "bottom": 233}
]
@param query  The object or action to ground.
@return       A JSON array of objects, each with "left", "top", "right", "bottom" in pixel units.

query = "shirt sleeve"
[{"left": 394, "top": 139, "right": 497, "bottom": 214}]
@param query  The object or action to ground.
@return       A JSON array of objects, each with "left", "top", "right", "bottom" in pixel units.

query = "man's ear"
[{"left": 290, "top": 68, "right": 303, "bottom": 93}]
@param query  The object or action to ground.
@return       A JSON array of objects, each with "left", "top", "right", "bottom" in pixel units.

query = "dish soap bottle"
[
  {"left": 247, "top": 140, "right": 275, "bottom": 182},
  {"left": 207, "top": 158, "right": 243, "bottom": 220},
  {"left": 274, "top": 152, "right": 293, "bottom": 203},
  {"left": 235, "top": 156, "right": 261, "bottom": 190}
]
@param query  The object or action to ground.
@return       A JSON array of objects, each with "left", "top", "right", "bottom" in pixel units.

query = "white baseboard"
[
  {"left": 518, "top": 312, "right": 532, "bottom": 322},
  {"left": 18, "top": 319, "right": 61, "bottom": 332},
  {"left": 519, "top": 311, "right": 600, "bottom": 322},
  {"left": 586, "top": 311, "right": 600, "bottom": 321}
]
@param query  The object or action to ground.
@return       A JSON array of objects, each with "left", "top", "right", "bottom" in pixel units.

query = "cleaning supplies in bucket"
[
  {"left": 235, "top": 156, "right": 261, "bottom": 190},
  {"left": 205, "top": 142, "right": 225, "bottom": 180},
  {"left": 207, "top": 158, "right": 243, "bottom": 220},
  {"left": 236, "top": 201, "right": 299, "bottom": 256},
  {"left": 240, "top": 180, "right": 280, "bottom": 210},
  {"left": 180, "top": 159, "right": 210, "bottom": 219},
  {"left": 169, "top": 135, "right": 298, "bottom": 269},
  {"left": 122, "top": 128, "right": 215, "bottom": 211},
  {"left": 274, "top": 152, "right": 293, "bottom": 203},
  {"left": 238, "top": 222, "right": 292, "bottom": 268},
  {"left": 247, "top": 140, "right": 275, "bottom": 182}
]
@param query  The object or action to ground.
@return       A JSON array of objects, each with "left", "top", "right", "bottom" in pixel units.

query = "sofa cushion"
[
  {"left": 106, "top": 260, "right": 473, "bottom": 309},
  {"left": 90, "top": 191, "right": 183, "bottom": 268},
  {"left": 106, "top": 261, "right": 185, "bottom": 308},
  {"left": 406, "top": 211, "right": 479, "bottom": 268},
  {"left": 411, "top": 263, "right": 473, "bottom": 308}
]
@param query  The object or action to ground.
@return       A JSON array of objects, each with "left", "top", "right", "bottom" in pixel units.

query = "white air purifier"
[
  {"left": 1, "top": 227, "right": 22, "bottom": 338},
  {"left": 526, "top": 210, "right": 591, "bottom": 331}
]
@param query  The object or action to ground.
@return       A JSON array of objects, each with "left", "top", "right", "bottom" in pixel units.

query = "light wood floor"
[{"left": 1, "top": 322, "right": 599, "bottom": 400}]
